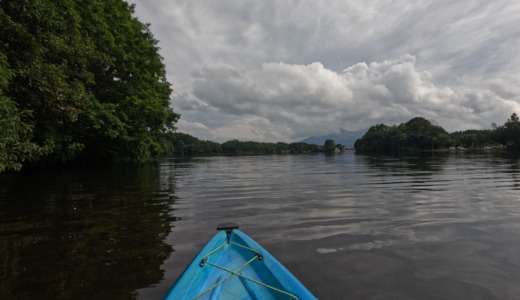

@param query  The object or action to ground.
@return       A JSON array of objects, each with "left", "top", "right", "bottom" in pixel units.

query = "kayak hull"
[{"left": 164, "top": 227, "right": 317, "bottom": 300}]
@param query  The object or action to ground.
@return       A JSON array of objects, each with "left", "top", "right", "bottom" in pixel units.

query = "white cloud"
[
  {"left": 131, "top": 0, "right": 520, "bottom": 142},
  {"left": 186, "top": 55, "right": 520, "bottom": 141}
]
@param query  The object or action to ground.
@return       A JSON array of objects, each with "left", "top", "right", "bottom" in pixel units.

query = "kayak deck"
[{"left": 164, "top": 224, "right": 317, "bottom": 300}]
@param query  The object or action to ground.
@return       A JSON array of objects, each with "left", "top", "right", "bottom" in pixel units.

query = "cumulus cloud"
[
  {"left": 131, "top": 0, "right": 520, "bottom": 142},
  {"left": 187, "top": 55, "right": 520, "bottom": 141}
]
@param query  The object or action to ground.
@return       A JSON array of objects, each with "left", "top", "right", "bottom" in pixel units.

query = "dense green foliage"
[
  {"left": 172, "top": 132, "right": 222, "bottom": 155},
  {"left": 493, "top": 113, "right": 520, "bottom": 150},
  {"left": 355, "top": 115, "right": 520, "bottom": 153},
  {"left": 0, "top": 0, "right": 178, "bottom": 171},
  {"left": 355, "top": 117, "right": 451, "bottom": 152},
  {"left": 221, "top": 140, "right": 320, "bottom": 154},
  {"left": 450, "top": 129, "right": 494, "bottom": 149},
  {"left": 0, "top": 54, "right": 41, "bottom": 171},
  {"left": 323, "top": 139, "right": 337, "bottom": 152}
]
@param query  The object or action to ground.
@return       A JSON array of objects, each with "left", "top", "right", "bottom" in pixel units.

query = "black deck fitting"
[
  {"left": 216, "top": 223, "right": 239, "bottom": 231},
  {"left": 217, "top": 223, "right": 239, "bottom": 243}
]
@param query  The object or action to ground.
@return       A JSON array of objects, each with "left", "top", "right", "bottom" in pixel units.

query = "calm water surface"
[{"left": 1, "top": 153, "right": 520, "bottom": 299}]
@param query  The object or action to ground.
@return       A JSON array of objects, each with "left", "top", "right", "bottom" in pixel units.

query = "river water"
[{"left": 1, "top": 152, "right": 520, "bottom": 299}]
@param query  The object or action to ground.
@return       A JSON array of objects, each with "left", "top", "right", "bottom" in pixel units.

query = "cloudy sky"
[{"left": 130, "top": 0, "right": 520, "bottom": 143}]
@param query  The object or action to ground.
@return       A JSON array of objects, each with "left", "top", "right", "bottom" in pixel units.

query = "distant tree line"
[
  {"left": 355, "top": 114, "right": 520, "bottom": 153},
  {"left": 169, "top": 133, "right": 322, "bottom": 156},
  {"left": 0, "top": 1, "right": 179, "bottom": 172}
]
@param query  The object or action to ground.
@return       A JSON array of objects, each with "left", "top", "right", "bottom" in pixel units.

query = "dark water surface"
[{"left": 1, "top": 153, "right": 520, "bottom": 299}]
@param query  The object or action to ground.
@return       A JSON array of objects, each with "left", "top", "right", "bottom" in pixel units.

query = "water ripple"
[{"left": 159, "top": 153, "right": 520, "bottom": 299}]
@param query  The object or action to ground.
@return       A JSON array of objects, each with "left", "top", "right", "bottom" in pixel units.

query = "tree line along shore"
[
  {"left": 1, "top": 2, "right": 519, "bottom": 173},
  {"left": 162, "top": 114, "right": 520, "bottom": 157},
  {"left": 354, "top": 115, "right": 520, "bottom": 154}
]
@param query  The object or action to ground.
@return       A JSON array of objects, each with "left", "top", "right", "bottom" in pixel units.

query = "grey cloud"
[
  {"left": 131, "top": 0, "right": 520, "bottom": 142},
  {"left": 188, "top": 55, "right": 520, "bottom": 141}
]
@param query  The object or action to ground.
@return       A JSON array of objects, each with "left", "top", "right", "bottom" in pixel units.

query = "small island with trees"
[{"left": 354, "top": 114, "right": 520, "bottom": 153}]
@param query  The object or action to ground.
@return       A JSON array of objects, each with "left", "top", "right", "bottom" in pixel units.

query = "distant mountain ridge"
[{"left": 300, "top": 128, "right": 366, "bottom": 147}]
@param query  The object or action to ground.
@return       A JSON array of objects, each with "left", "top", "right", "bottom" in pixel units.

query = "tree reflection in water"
[{"left": 0, "top": 163, "right": 176, "bottom": 300}]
